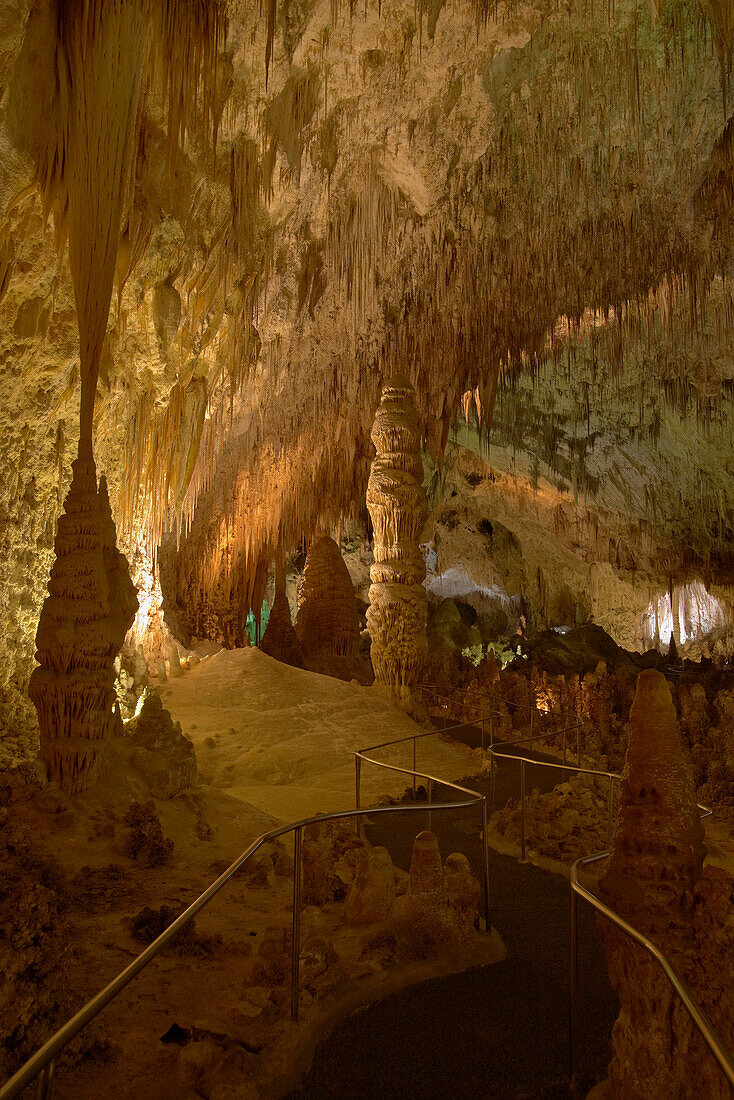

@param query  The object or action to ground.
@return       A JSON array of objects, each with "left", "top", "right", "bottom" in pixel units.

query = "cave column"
[
  {"left": 366, "top": 375, "right": 427, "bottom": 713},
  {"left": 28, "top": 2, "right": 146, "bottom": 791}
]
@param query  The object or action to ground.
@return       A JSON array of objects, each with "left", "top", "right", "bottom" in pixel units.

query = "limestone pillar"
[{"left": 366, "top": 375, "right": 427, "bottom": 712}]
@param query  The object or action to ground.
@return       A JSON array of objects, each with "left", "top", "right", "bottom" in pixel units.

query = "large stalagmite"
[
  {"left": 598, "top": 669, "right": 709, "bottom": 1097},
  {"left": 295, "top": 534, "right": 359, "bottom": 662},
  {"left": 29, "top": 461, "right": 137, "bottom": 793},
  {"left": 366, "top": 376, "right": 427, "bottom": 712}
]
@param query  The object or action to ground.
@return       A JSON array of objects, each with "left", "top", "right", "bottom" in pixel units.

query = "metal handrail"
[
  {"left": 363, "top": 686, "right": 733, "bottom": 1094},
  {"left": 0, "top": 715, "right": 500, "bottom": 1100},
  {"left": 570, "top": 852, "right": 734, "bottom": 1092}
]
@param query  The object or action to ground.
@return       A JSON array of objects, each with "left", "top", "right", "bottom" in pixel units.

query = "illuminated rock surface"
[
  {"left": 295, "top": 533, "right": 360, "bottom": 663},
  {"left": 367, "top": 376, "right": 428, "bottom": 711}
]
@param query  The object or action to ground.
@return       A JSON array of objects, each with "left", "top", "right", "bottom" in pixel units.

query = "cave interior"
[{"left": 1, "top": 0, "right": 734, "bottom": 1097}]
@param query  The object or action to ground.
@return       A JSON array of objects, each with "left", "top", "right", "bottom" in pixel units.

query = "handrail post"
[
  {"left": 412, "top": 737, "right": 416, "bottom": 795},
  {"left": 562, "top": 727, "right": 567, "bottom": 782},
  {"left": 355, "top": 755, "right": 361, "bottom": 810},
  {"left": 481, "top": 796, "right": 491, "bottom": 931},
  {"left": 290, "top": 826, "right": 303, "bottom": 1022},
  {"left": 606, "top": 775, "right": 615, "bottom": 850},
  {"left": 35, "top": 1062, "right": 54, "bottom": 1100},
  {"left": 576, "top": 720, "right": 581, "bottom": 765},
  {"left": 520, "top": 759, "right": 527, "bottom": 862},
  {"left": 490, "top": 750, "right": 495, "bottom": 815},
  {"left": 480, "top": 717, "right": 485, "bottom": 752},
  {"left": 530, "top": 707, "right": 534, "bottom": 736},
  {"left": 427, "top": 778, "right": 433, "bottom": 832},
  {"left": 569, "top": 885, "right": 580, "bottom": 1096},
  {"left": 489, "top": 716, "right": 494, "bottom": 748}
]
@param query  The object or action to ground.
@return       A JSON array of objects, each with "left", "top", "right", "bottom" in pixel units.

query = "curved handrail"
[
  {"left": 0, "top": 717, "right": 495, "bottom": 1100},
  {"left": 570, "top": 853, "right": 734, "bottom": 1091}
]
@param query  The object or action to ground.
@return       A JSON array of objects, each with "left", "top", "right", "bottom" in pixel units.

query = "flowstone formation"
[
  {"left": 598, "top": 669, "right": 710, "bottom": 1097},
  {"left": 260, "top": 559, "right": 304, "bottom": 668},
  {"left": 366, "top": 376, "right": 427, "bottom": 712},
  {"left": 29, "top": 459, "right": 137, "bottom": 794},
  {"left": 295, "top": 534, "right": 359, "bottom": 663}
]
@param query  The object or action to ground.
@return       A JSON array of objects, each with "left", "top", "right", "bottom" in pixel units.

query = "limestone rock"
[
  {"left": 598, "top": 669, "right": 710, "bottom": 1098},
  {"left": 260, "top": 560, "right": 304, "bottom": 668},
  {"left": 443, "top": 852, "right": 481, "bottom": 939},
  {"left": 301, "top": 817, "right": 366, "bottom": 905},
  {"left": 295, "top": 534, "right": 360, "bottom": 661},
  {"left": 366, "top": 376, "right": 428, "bottom": 713},
  {"left": 28, "top": 458, "right": 138, "bottom": 794},
  {"left": 345, "top": 845, "right": 397, "bottom": 925},
  {"left": 125, "top": 692, "right": 197, "bottom": 799}
]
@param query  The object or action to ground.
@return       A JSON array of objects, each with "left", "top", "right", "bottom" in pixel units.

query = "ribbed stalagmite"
[
  {"left": 598, "top": 668, "right": 708, "bottom": 1097},
  {"left": 29, "top": 458, "right": 138, "bottom": 793},
  {"left": 260, "top": 558, "right": 304, "bottom": 668},
  {"left": 295, "top": 533, "right": 359, "bottom": 660},
  {"left": 366, "top": 375, "right": 427, "bottom": 711}
]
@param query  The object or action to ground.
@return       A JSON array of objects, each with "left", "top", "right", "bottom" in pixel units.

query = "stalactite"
[{"left": 366, "top": 375, "right": 427, "bottom": 713}]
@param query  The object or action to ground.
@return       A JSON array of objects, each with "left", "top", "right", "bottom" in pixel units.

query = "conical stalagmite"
[
  {"left": 598, "top": 669, "right": 709, "bottom": 1098},
  {"left": 29, "top": 458, "right": 138, "bottom": 793},
  {"left": 366, "top": 376, "right": 427, "bottom": 712},
  {"left": 261, "top": 557, "right": 304, "bottom": 668},
  {"left": 295, "top": 534, "right": 359, "bottom": 661}
]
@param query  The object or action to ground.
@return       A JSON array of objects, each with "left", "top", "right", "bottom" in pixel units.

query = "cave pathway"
[{"left": 288, "top": 729, "right": 618, "bottom": 1100}]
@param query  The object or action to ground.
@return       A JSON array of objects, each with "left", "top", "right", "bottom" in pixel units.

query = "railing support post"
[
  {"left": 412, "top": 737, "right": 416, "bottom": 795},
  {"left": 290, "top": 826, "right": 303, "bottom": 1022},
  {"left": 482, "top": 796, "right": 491, "bottom": 931},
  {"left": 520, "top": 759, "right": 527, "bottom": 862},
  {"left": 427, "top": 778, "right": 433, "bottom": 833},
  {"left": 562, "top": 727, "right": 568, "bottom": 781},
  {"left": 35, "top": 1062, "right": 54, "bottom": 1100},
  {"left": 570, "top": 885, "right": 580, "bottom": 1096},
  {"left": 606, "top": 775, "right": 615, "bottom": 850},
  {"left": 490, "top": 751, "right": 495, "bottom": 815}
]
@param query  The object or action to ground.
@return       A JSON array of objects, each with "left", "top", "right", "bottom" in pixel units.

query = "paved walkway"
[{"left": 289, "top": 724, "right": 618, "bottom": 1099}]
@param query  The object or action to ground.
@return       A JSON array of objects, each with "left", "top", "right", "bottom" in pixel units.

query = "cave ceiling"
[{"left": 0, "top": 0, "right": 733, "bottom": 682}]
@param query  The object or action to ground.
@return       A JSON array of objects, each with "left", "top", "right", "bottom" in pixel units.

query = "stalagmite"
[
  {"left": 366, "top": 376, "right": 427, "bottom": 712},
  {"left": 598, "top": 669, "right": 708, "bottom": 1097},
  {"left": 260, "top": 557, "right": 304, "bottom": 668},
  {"left": 29, "top": 463, "right": 137, "bottom": 793},
  {"left": 295, "top": 533, "right": 359, "bottom": 661}
]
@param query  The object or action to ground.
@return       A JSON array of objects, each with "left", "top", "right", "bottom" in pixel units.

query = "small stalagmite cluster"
[
  {"left": 295, "top": 533, "right": 359, "bottom": 662},
  {"left": 598, "top": 669, "right": 711, "bottom": 1096},
  {"left": 28, "top": 456, "right": 137, "bottom": 793},
  {"left": 366, "top": 376, "right": 428, "bottom": 711},
  {"left": 260, "top": 558, "right": 304, "bottom": 668}
]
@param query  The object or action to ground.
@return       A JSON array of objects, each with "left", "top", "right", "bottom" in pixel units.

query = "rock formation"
[
  {"left": 29, "top": 459, "right": 137, "bottom": 793},
  {"left": 366, "top": 376, "right": 428, "bottom": 712},
  {"left": 295, "top": 534, "right": 359, "bottom": 662},
  {"left": 260, "top": 558, "right": 304, "bottom": 668},
  {"left": 598, "top": 669, "right": 709, "bottom": 1096}
]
